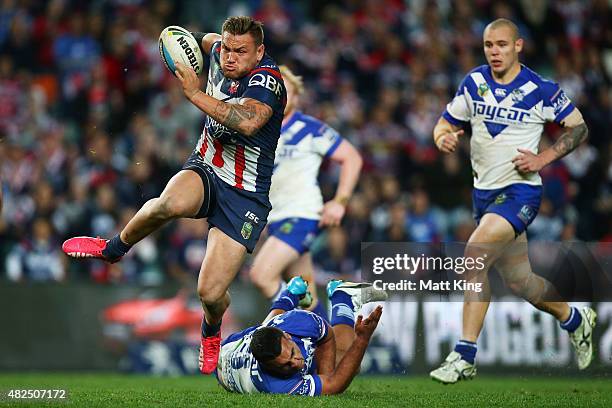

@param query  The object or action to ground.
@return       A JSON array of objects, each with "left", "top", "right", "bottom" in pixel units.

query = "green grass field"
[{"left": 0, "top": 373, "right": 611, "bottom": 407}]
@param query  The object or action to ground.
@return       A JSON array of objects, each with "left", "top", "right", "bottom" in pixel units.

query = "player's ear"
[
  {"left": 256, "top": 43, "right": 265, "bottom": 62},
  {"left": 515, "top": 38, "right": 523, "bottom": 53}
]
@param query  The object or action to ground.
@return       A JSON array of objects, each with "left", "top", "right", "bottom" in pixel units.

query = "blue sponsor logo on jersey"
[
  {"left": 230, "top": 352, "right": 251, "bottom": 369},
  {"left": 473, "top": 101, "right": 530, "bottom": 124},
  {"left": 276, "top": 145, "right": 297, "bottom": 159},
  {"left": 292, "top": 379, "right": 313, "bottom": 395}
]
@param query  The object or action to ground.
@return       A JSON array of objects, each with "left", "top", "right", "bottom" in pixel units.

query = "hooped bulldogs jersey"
[
  {"left": 443, "top": 64, "right": 575, "bottom": 190},
  {"left": 216, "top": 310, "right": 328, "bottom": 396},
  {"left": 195, "top": 41, "right": 286, "bottom": 194}
]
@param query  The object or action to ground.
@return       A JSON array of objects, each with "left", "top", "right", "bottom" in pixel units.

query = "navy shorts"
[
  {"left": 472, "top": 183, "right": 543, "bottom": 235},
  {"left": 182, "top": 151, "right": 271, "bottom": 253},
  {"left": 268, "top": 217, "right": 321, "bottom": 255}
]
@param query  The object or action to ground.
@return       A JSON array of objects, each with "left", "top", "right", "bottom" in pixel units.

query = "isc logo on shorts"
[{"left": 245, "top": 211, "right": 260, "bottom": 224}]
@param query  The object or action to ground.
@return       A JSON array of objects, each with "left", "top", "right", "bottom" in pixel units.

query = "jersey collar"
[{"left": 485, "top": 63, "right": 526, "bottom": 89}]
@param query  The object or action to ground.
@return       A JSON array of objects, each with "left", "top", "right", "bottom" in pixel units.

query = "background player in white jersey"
[
  {"left": 250, "top": 65, "right": 362, "bottom": 318},
  {"left": 216, "top": 276, "right": 386, "bottom": 395},
  {"left": 62, "top": 17, "right": 287, "bottom": 375},
  {"left": 429, "top": 19, "right": 595, "bottom": 384}
]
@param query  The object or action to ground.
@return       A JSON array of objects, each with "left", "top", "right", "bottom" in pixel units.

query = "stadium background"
[{"left": 0, "top": 0, "right": 611, "bottom": 381}]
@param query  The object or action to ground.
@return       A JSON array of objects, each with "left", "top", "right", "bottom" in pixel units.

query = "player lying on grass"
[{"left": 215, "top": 277, "right": 387, "bottom": 395}]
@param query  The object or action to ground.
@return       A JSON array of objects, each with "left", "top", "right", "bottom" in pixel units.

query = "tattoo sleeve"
[
  {"left": 211, "top": 99, "right": 273, "bottom": 136},
  {"left": 551, "top": 122, "right": 588, "bottom": 159}
]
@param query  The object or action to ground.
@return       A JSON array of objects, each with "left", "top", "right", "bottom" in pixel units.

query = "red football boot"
[
  {"left": 199, "top": 332, "right": 221, "bottom": 374},
  {"left": 62, "top": 236, "right": 121, "bottom": 263}
]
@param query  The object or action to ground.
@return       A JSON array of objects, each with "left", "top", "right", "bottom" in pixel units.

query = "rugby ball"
[{"left": 158, "top": 26, "right": 204, "bottom": 76}]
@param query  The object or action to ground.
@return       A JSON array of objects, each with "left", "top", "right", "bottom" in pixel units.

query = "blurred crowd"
[{"left": 0, "top": 0, "right": 610, "bottom": 285}]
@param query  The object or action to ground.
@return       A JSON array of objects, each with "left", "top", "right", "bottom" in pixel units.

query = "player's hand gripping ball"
[{"left": 158, "top": 26, "right": 204, "bottom": 76}]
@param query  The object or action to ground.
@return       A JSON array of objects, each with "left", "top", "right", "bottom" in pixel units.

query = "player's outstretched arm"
[
  {"left": 512, "top": 108, "right": 589, "bottom": 173},
  {"left": 433, "top": 116, "right": 464, "bottom": 153},
  {"left": 314, "top": 329, "right": 336, "bottom": 375},
  {"left": 320, "top": 140, "right": 363, "bottom": 227},
  {"left": 174, "top": 63, "right": 273, "bottom": 137},
  {"left": 318, "top": 306, "right": 383, "bottom": 395}
]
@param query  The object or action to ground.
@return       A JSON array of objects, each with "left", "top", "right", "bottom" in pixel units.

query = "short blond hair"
[
  {"left": 279, "top": 65, "right": 304, "bottom": 95},
  {"left": 485, "top": 18, "right": 520, "bottom": 41}
]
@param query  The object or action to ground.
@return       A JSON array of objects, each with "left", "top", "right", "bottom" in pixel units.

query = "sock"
[
  {"left": 330, "top": 291, "right": 355, "bottom": 327},
  {"left": 271, "top": 281, "right": 287, "bottom": 302},
  {"left": 560, "top": 307, "right": 582, "bottom": 333},
  {"left": 202, "top": 318, "right": 222, "bottom": 337},
  {"left": 454, "top": 340, "right": 477, "bottom": 364},
  {"left": 102, "top": 234, "right": 131, "bottom": 259},
  {"left": 311, "top": 301, "right": 329, "bottom": 323},
  {"left": 270, "top": 288, "right": 300, "bottom": 312}
]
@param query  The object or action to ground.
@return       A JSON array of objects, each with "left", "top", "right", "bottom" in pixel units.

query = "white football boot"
[
  {"left": 430, "top": 351, "right": 477, "bottom": 384},
  {"left": 568, "top": 306, "right": 597, "bottom": 370},
  {"left": 326, "top": 280, "right": 388, "bottom": 311}
]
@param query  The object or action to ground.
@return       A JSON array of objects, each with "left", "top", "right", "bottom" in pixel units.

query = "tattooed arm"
[
  {"left": 208, "top": 97, "right": 273, "bottom": 137},
  {"left": 549, "top": 109, "right": 589, "bottom": 159},
  {"left": 175, "top": 63, "right": 273, "bottom": 136},
  {"left": 512, "top": 108, "right": 588, "bottom": 173}
]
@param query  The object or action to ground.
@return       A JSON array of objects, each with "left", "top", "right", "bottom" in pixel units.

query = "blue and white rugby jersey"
[
  {"left": 216, "top": 310, "right": 328, "bottom": 396},
  {"left": 268, "top": 111, "right": 342, "bottom": 223},
  {"left": 194, "top": 41, "right": 286, "bottom": 194},
  {"left": 443, "top": 64, "right": 575, "bottom": 189}
]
